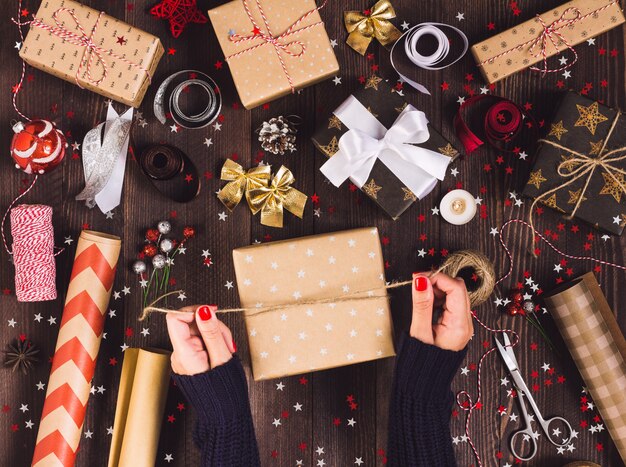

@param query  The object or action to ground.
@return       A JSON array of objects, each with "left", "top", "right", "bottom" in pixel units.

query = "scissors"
[{"left": 495, "top": 333, "right": 573, "bottom": 461}]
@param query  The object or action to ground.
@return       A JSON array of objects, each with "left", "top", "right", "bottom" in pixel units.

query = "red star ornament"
[{"left": 150, "top": 0, "right": 208, "bottom": 38}]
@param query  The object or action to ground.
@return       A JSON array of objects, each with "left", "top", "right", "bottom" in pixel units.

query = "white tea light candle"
[{"left": 440, "top": 189, "right": 477, "bottom": 225}]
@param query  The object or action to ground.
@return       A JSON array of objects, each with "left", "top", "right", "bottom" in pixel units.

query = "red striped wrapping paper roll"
[{"left": 32, "top": 230, "right": 121, "bottom": 467}]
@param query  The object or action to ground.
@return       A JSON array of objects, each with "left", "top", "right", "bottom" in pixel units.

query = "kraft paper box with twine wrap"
[
  {"left": 207, "top": 0, "right": 339, "bottom": 110},
  {"left": 522, "top": 92, "right": 626, "bottom": 236},
  {"left": 312, "top": 77, "right": 459, "bottom": 220},
  {"left": 471, "top": 0, "right": 625, "bottom": 85},
  {"left": 232, "top": 227, "right": 395, "bottom": 380},
  {"left": 108, "top": 348, "right": 171, "bottom": 467},
  {"left": 19, "top": 0, "right": 164, "bottom": 107},
  {"left": 544, "top": 273, "right": 626, "bottom": 464}
]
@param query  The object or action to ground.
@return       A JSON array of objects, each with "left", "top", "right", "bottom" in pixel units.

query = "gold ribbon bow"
[
  {"left": 248, "top": 166, "right": 307, "bottom": 228},
  {"left": 217, "top": 159, "right": 272, "bottom": 211},
  {"left": 344, "top": 0, "right": 402, "bottom": 55}
]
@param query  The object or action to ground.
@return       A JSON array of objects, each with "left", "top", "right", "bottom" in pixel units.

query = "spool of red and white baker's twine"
[
  {"left": 459, "top": 218, "right": 626, "bottom": 466},
  {"left": 1, "top": 179, "right": 62, "bottom": 302}
]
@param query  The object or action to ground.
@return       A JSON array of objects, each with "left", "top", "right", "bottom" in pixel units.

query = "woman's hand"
[
  {"left": 410, "top": 272, "right": 473, "bottom": 352},
  {"left": 165, "top": 305, "right": 237, "bottom": 376}
]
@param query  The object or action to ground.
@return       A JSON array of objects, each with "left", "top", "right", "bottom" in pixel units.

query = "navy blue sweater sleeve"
[
  {"left": 172, "top": 356, "right": 260, "bottom": 467},
  {"left": 387, "top": 334, "right": 467, "bottom": 467}
]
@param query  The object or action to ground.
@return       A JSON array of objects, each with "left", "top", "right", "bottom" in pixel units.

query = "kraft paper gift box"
[
  {"left": 522, "top": 92, "right": 626, "bottom": 236},
  {"left": 19, "top": 0, "right": 164, "bottom": 107},
  {"left": 207, "top": 0, "right": 339, "bottom": 109},
  {"left": 312, "top": 76, "right": 459, "bottom": 219},
  {"left": 233, "top": 227, "right": 395, "bottom": 380},
  {"left": 471, "top": 0, "right": 625, "bottom": 84}
]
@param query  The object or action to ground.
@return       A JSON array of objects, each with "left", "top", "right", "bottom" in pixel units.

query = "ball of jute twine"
[{"left": 139, "top": 249, "right": 496, "bottom": 321}]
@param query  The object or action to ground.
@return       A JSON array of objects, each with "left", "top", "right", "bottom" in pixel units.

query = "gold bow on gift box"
[
  {"left": 217, "top": 160, "right": 307, "bottom": 228},
  {"left": 344, "top": 0, "right": 402, "bottom": 55},
  {"left": 248, "top": 166, "right": 307, "bottom": 228},
  {"left": 217, "top": 158, "right": 272, "bottom": 210}
]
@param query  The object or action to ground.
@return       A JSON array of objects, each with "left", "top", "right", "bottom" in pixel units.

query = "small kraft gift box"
[
  {"left": 471, "top": 0, "right": 625, "bottom": 84},
  {"left": 207, "top": 0, "right": 339, "bottom": 109},
  {"left": 312, "top": 76, "right": 459, "bottom": 219},
  {"left": 523, "top": 91, "right": 626, "bottom": 236},
  {"left": 232, "top": 227, "right": 395, "bottom": 380},
  {"left": 19, "top": 0, "right": 164, "bottom": 107}
]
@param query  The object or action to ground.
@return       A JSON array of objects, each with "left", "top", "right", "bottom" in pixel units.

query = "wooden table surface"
[{"left": 1, "top": 0, "right": 625, "bottom": 466}]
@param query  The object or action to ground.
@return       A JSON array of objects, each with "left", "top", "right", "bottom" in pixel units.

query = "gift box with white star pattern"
[
  {"left": 523, "top": 91, "right": 626, "bottom": 236},
  {"left": 232, "top": 227, "right": 395, "bottom": 380}
]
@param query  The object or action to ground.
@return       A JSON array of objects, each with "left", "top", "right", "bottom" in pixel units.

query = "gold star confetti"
[
  {"left": 438, "top": 143, "right": 459, "bottom": 158},
  {"left": 567, "top": 188, "right": 587, "bottom": 205},
  {"left": 527, "top": 169, "right": 547, "bottom": 189},
  {"left": 328, "top": 115, "right": 342, "bottom": 130},
  {"left": 365, "top": 75, "right": 383, "bottom": 90},
  {"left": 589, "top": 140, "right": 604, "bottom": 156},
  {"left": 548, "top": 120, "right": 568, "bottom": 140},
  {"left": 318, "top": 136, "right": 339, "bottom": 157},
  {"left": 574, "top": 101, "right": 608, "bottom": 135},
  {"left": 395, "top": 102, "right": 408, "bottom": 113},
  {"left": 363, "top": 178, "right": 382, "bottom": 199},
  {"left": 366, "top": 106, "right": 379, "bottom": 118},
  {"left": 402, "top": 187, "right": 416, "bottom": 201},
  {"left": 541, "top": 194, "right": 564, "bottom": 212},
  {"left": 599, "top": 171, "right": 625, "bottom": 203}
]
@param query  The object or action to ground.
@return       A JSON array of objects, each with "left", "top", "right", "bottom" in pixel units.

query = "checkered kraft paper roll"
[
  {"left": 32, "top": 231, "right": 121, "bottom": 467},
  {"left": 544, "top": 272, "right": 626, "bottom": 464}
]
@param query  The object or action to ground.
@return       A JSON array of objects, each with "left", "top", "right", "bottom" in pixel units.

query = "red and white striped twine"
[
  {"left": 478, "top": 1, "right": 619, "bottom": 75},
  {"left": 458, "top": 218, "right": 625, "bottom": 466},
  {"left": 227, "top": 0, "right": 328, "bottom": 92}
]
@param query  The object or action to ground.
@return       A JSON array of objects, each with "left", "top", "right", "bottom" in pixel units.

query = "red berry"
[
  {"left": 506, "top": 303, "right": 521, "bottom": 316},
  {"left": 183, "top": 226, "right": 195, "bottom": 238},
  {"left": 146, "top": 229, "right": 159, "bottom": 242},
  {"left": 143, "top": 244, "right": 158, "bottom": 257},
  {"left": 510, "top": 291, "right": 523, "bottom": 303}
]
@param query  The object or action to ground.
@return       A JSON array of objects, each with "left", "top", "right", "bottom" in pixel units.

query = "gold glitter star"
[
  {"left": 589, "top": 140, "right": 604, "bottom": 156},
  {"left": 574, "top": 101, "right": 608, "bottom": 135},
  {"left": 438, "top": 143, "right": 459, "bottom": 158},
  {"left": 362, "top": 178, "right": 382, "bottom": 199},
  {"left": 365, "top": 75, "right": 383, "bottom": 90},
  {"left": 328, "top": 115, "right": 342, "bottom": 130},
  {"left": 599, "top": 171, "right": 625, "bottom": 203},
  {"left": 548, "top": 120, "right": 568, "bottom": 140},
  {"left": 541, "top": 194, "right": 564, "bottom": 212},
  {"left": 318, "top": 136, "right": 339, "bottom": 157},
  {"left": 621, "top": 214, "right": 626, "bottom": 228},
  {"left": 402, "top": 187, "right": 416, "bottom": 201},
  {"left": 560, "top": 154, "right": 580, "bottom": 173},
  {"left": 527, "top": 169, "right": 547, "bottom": 189},
  {"left": 567, "top": 188, "right": 587, "bottom": 205}
]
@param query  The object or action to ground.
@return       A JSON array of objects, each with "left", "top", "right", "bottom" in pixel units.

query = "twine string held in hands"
[
  {"left": 226, "top": 0, "right": 328, "bottom": 92},
  {"left": 528, "top": 111, "right": 626, "bottom": 254},
  {"left": 477, "top": 1, "right": 620, "bottom": 75},
  {"left": 139, "top": 250, "right": 497, "bottom": 321}
]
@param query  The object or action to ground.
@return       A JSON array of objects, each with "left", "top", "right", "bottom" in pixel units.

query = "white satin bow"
[{"left": 320, "top": 97, "right": 450, "bottom": 199}]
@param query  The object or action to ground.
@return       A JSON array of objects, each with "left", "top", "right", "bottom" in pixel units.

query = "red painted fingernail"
[
  {"left": 415, "top": 276, "right": 428, "bottom": 292},
  {"left": 232, "top": 339, "right": 237, "bottom": 352},
  {"left": 198, "top": 305, "right": 212, "bottom": 321}
]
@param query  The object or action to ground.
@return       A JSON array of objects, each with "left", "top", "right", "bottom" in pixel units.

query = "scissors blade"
[{"left": 495, "top": 337, "right": 531, "bottom": 394}]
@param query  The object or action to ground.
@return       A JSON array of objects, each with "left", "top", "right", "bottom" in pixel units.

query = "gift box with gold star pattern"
[
  {"left": 311, "top": 76, "right": 460, "bottom": 219},
  {"left": 523, "top": 92, "right": 626, "bottom": 235}
]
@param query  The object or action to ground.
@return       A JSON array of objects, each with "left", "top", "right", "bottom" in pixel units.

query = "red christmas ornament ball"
[
  {"left": 506, "top": 303, "right": 522, "bottom": 316},
  {"left": 183, "top": 226, "right": 195, "bottom": 238},
  {"left": 10, "top": 120, "right": 67, "bottom": 174},
  {"left": 510, "top": 291, "right": 523, "bottom": 303},
  {"left": 146, "top": 229, "right": 160, "bottom": 242},
  {"left": 143, "top": 244, "right": 158, "bottom": 257}
]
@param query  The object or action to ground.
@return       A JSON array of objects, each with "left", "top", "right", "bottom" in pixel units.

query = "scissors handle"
[
  {"left": 539, "top": 415, "right": 574, "bottom": 447},
  {"left": 510, "top": 428, "right": 538, "bottom": 462}
]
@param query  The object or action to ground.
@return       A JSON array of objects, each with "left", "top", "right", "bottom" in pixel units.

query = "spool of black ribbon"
[
  {"left": 153, "top": 70, "right": 222, "bottom": 129},
  {"left": 139, "top": 145, "right": 201, "bottom": 202}
]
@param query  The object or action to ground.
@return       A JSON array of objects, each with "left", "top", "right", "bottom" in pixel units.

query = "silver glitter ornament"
[
  {"left": 522, "top": 300, "right": 535, "bottom": 314},
  {"left": 160, "top": 238, "right": 174, "bottom": 254},
  {"left": 157, "top": 220, "right": 172, "bottom": 235},
  {"left": 152, "top": 254, "right": 166, "bottom": 269},
  {"left": 132, "top": 260, "right": 147, "bottom": 274}
]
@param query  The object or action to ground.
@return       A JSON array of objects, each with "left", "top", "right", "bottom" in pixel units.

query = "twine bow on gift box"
[
  {"left": 217, "top": 158, "right": 272, "bottom": 211},
  {"left": 320, "top": 96, "right": 451, "bottom": 199},
  {"left": 226, "top": 0, "right": 327, "bottom": 92},
  {"left": 16, "top": 7, "right": 152, "bottom": 88},
  {"left": 344, "top": 0, "right": 401, "bottom": 55},
  {"left": 248, "top": 166, "right": 307, "bottom": 228},
  {"left": 529, "top": 112, "right": 626, "bottom": 253}
]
